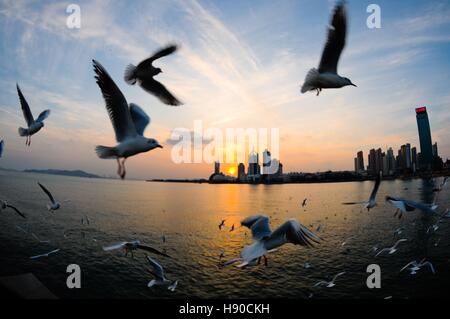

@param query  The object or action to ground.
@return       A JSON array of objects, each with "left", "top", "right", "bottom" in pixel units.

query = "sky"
[{"left": 0, "top": 0, "right": 449, "bottom": 179}]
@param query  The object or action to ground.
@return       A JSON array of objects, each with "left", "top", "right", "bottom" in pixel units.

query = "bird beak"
[
  {"left": 156, "top": 144, "right": 163, "bottom": 149},
  {"left": 351, "top": 83, "right": 357, "bottom": 87}
]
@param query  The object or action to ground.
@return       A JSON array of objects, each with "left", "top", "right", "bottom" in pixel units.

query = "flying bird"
[
  {"left": 229, "top": 224, "right": 235, "bottom": 232},
  {"left": 218, "top": 219, "right": 226, "bottom": 230},
  {"left": 400, "top": 259, "right": 435, "bottom": 275},
  {"left": 302, "top": 198, "right": 307, "bottom": 207},
  {"left": 124, "top": 44, "right": 182, "bottom": 106},
  {"left": 386, "top": 196, "right": 438, "bottom": 218},
  {"left": 38, "top": 182, "right": 60, "bottom": 212},
  {"left": 30, "top": 249, "right": 60, "bottom": 260},
  {"left": 0, "top": 200, "right": 26, "bottom": 218},
  {"left": 146, "top": 256, "right": 178, "bottom": 291},
  {"left": 375, "top": 239, "right": 407, "bottom": 257},
  {"left": 0, "top": 139, "right": 4, "bottom": 157},
  {"left": 224, "top": 215, "right": 320, "bottom": 267},
  {"left": 16, "top": 84, "right": 51, "bottom": 146},
  {"left": 93, "top": 60, "right": 163, "bottom": 179},
  {"left": 342, "top": 171, "right": 381, "bottom": 211},
  {"left": 301, "top": 1, "right": 356, "bottom": 96},
  {"left": 314, "top": 272, "right": 346, "bottom": 288},
  {"left": 103, "top": 240, "right": 170, "bottom": 258}
]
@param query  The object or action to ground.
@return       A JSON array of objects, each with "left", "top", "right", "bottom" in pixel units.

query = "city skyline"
[{"left": 0, "top": 0, "right": 449, "bottom": 179}]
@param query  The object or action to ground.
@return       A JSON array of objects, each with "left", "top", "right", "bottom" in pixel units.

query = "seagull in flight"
[
  {"left": 218, "top": 219, "right": 226, "bottom": 230},
  {"left": 386, "top": 196, "right": 438, "bottom": 218},
  {"left": 124, "top": 44, "right": 182, "bottom": 106},
  {"left": 16, "top": 84, "right": 51, "bottom": 146},
  {"left": 146, "top": 256, "right": 178, "bottom": 291},
  {"left": 38, "top": 182, "right": 60, "bottom": 212},
  {"left": 0, "top": 200, "right": 26, "bottom": 218},
  {"left": 30, "top": 249, "right": 60, "bottom": 260},
  {"left": 93, "top": 60, "right": 163, "bottom": 179},
  {"left": 224, "top": 215, "right": 320, "bottom": 267},
  {"left": 301, "top": 198, "right": 307, "bottom": 207},
  {"left": 400, "top": 259, "right": 435, "bottom": 275},
  {"left": 301, "top": 1, "right": 356, "bottom": 96},
  {"left": 342, "top": 171, "right": 381, "bottom": 211},
  {"left": 103, "top": 240, "right": 170, "bottom": 258},
  {"left": 375, "top": 239, "right": 407, "bottom": 257},
  {"left": 314, "top": 272, "right": 346, "bottom": 288}
]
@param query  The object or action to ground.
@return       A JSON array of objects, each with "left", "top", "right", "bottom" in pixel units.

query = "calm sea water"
[{"left": 0, "top": 170, "right": 449, "bottom": 299}]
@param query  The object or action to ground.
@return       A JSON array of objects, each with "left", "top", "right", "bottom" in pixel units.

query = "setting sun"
[{"left": 228, "top": 167, "right": 236, "bottom": 175}]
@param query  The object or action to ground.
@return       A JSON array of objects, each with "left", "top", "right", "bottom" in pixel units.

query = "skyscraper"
[
  {"left": 214, "top": 161, "right": 220, "bottom": 175},
  {"left": 237, "top": 163, "right": 246, "bottom": 181},
  {"left": 368, "top": 149, "right": 376, "bottom": 174},
  {"left": 411, "top": 147, "right": 417, "bottom": 172},
  {"left": 356, "top": 151, "right": 364, "bottom": 173},
  {"left": 386, "top": 147, "right": 396, "bottom": 175},
  {"left": 415, "top": 107, "right": 433, "bottom": 170}
]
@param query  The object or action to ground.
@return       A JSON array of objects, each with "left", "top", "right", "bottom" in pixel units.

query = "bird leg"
[
  {"left": 28, "top": 136, "right": 31, "bottom": 146},
  {"left": 263, "top": 255, "right": 268, "bottom": 266},
  {"left": 120, "top": 158, "right": 127, "bottom": 179},
  {"left": 257, "top": 257, "right": 261, "bottom": 265},
  {"left": 316, "top": 88, "right": 322, "bottom": 96}
]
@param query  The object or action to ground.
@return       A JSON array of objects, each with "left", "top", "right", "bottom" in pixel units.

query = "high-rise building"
[
  {"left": 356, "top": 151, "right": 364, "bottom": 173},
  {"left": 368, "top": 149, "right": 376, "bottom": 174},
  {"left": 432, "top": 142, "right": 438, "bottom": 158},
  {"left": 262, "top": 149, "right": 271, "bottom": 175},
  {"left": 411, "top": 147, "right": 417, "bottom": 172},
  {"left": 354, "top": 157, "right": 358, "bottom": 173},
  {"left": 214, "top": 161, "right": 220, "bottom": 175},
  {"left": 375, "top": 148, "right": 383, "bottom": 174},
  {"left": 237, "top": 163, "right": 246, "bottom": 181},
  {"left": 386, "top": 147, "right": 396, "bottom": 175},
  {"left": 415, "top": 107, "right": 433, "bottom": 170},
  {"left": 248, "top": 150, "right": 260, "bottom": 177}
]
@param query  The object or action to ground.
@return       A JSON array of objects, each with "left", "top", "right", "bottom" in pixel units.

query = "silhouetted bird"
[
  {"left": 301, "top": 1, "right": 356, "bottom": 95},
  {"left": 124, "top": 44, "right": 182, "bottom": 106},
  {"left": 16, "top": 84, "right": 50, "bottom": 146},
  {"left": 342, "top": 171, "right": 381, "bottom": 211},
  {"left": 0, "top": 200, "right": 26, "bottom": 218},
  {"left": 38, "top": 182, "right": 60, "bottom": 212},
  {"left": 93, "top": 60, "right": 163, "bottom": 179}
]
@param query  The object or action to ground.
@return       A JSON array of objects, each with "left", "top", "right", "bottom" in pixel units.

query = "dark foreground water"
[{"left": 0, "top": 170, "right": 449, "bottom": 299}]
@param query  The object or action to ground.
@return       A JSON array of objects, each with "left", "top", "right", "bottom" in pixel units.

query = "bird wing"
[
  {"left": 332, "top": 272, "right": 346, "bottom": 282},
  {"left": 318, "top": 1, "right": 347, "bottom": 73},
  {"left": 137, "top": 44, "right": 178, "bottom": 69},
  {"left": 136, "top": 244, "right": 170, "bottom": 258},
  {"left": 403, "top": 199, "right": 437, "bottom": 214},
  {"left": 243, "top": 215, "right": 272, "bottom": 241},
  {"left": 93, "top": 60, "right": 137, "bottom": 142},
  {"left": 129, "top": 103, "right": 150, "bottom": 136},
  {"left": 422, "top": 261, "right": 435, "bottom": 274},
  {"left": 400, "top": 261, "right": 417, "bottom": 272},
  {"left": 6, "top": 204, "right": 26, "bottom": 219},
  {"left": 342, "top": 201, "right": 366, "bottom": 205},
  {"left": 38, "top": 182, "right": 55, "bottom": 204},
  {"left": 102, "top": 242, "right": 127, "bottom": 251},
  {"left": 146, "top": 256, "right": 165, "bottom": 280},
  {"left": 266, "top": 219, "right": 321, "bottom": 250},
  {"left": 140, "top": 78, "right": 182, "bottom": 106},
  {"left": 369, "top": 171, "right": 382, "bottom": 202},
  {"left": 35, "top": 109, "right": 51, "bottom": 123},
  {"left": 16, "top": 84, "right": 34, "bottom": 126}
]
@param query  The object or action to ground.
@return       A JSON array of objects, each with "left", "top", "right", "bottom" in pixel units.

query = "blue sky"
[{"left": 0, "top": 0, "right": 449, "bottom": 179}]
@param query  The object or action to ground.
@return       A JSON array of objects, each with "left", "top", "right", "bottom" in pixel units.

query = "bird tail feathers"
[
  {"left": 95, "top": 145, "right": 118, "bottom": 159},
  {"left": 18, "top": 127, "right": 29, "bottom": 136},
  {"left": 301, "top": 68, "right": 319, "bottom": 93},
  {"left": 124, "top": 64, "right": 137, "bottom": 85}
]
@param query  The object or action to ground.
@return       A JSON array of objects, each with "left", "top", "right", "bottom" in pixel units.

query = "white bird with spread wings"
[{"left": 93, "top": 60, "right": 163, "bottom": 179}]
